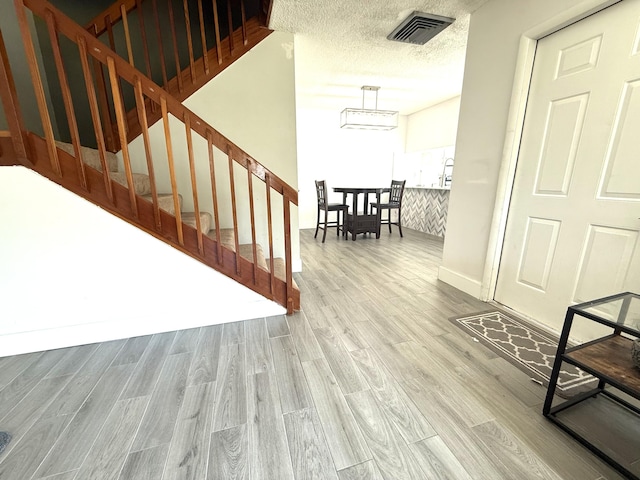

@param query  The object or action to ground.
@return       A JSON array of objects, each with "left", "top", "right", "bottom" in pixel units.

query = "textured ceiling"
[{"left": 269, "top": 0, "right": 490, "bottom": 115}]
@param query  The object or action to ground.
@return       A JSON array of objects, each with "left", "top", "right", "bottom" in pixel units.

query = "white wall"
[
  {"left": 0, "top": 166, "right": 284, "bottom": 356},
  {"left": 405, "top": 96, "right": 461, "bottom": 153},
  {"left": 396, "top": 97, "right": 460, "bottom": 188},
  {"left": 296, "top": 107, "right": 407, "bottom": 229},
  {"left": 440, "top": 0, "right": 615, "bottom": 298}
]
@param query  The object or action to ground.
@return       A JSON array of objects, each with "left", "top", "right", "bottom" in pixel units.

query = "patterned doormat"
[{"left": 450, "top": 311, "right": 596, "bottom": 397}]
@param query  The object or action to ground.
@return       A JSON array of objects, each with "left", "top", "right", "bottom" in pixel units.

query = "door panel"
[
  {"left": 556, "top": 35, "right": 602, "bottom": 79},
  {"left": 517, "top": 218, "right": 561, "bottom": 291},
  {"left": 600, "top": 79, "right": 640, "bottom": 199},
  {"left": 495, "top": 0, "right": 640, "bottom": 341},
  {"left": 535, "top": 94, "right": 588, "bottom": 195},
  {"left": 573, "top": 225, "right": 639, "bottom": 304}
]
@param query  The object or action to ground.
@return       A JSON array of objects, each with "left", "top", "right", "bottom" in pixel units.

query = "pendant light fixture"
[{"left": 340, "top": 86, "right": 399, "bottom": 130}]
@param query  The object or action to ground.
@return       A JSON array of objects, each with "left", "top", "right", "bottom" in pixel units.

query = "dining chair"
[
  {"left": 314, "top": 180, "right": 349, "bottom": 242},
  {"left": 370, "top": 179, "right": 406, "bottom": 237}
]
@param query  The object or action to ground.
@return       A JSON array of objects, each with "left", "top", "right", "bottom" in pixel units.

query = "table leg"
[
  {"left": 375, "top": 191, "right": 381, "bottom": 239},
  {"left": 352, "top": 193, "right": 358, "bottom": 241}
]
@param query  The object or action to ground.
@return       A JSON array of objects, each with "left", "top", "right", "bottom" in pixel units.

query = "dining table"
[{"left": 333, "top": 186, "right": 389, "bottom": 241}]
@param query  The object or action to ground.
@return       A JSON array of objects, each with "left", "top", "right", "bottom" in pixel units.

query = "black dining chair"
[
  {"left": 315, "top": 180, "right": 349, "bottom": 242},
  {"left": 370, "top": 180, "right": 406, "bottom": 237}
]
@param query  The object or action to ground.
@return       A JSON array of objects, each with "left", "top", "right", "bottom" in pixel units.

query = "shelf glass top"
[{"left": 571, "top": 292, "right": 640, "bottom": 333}]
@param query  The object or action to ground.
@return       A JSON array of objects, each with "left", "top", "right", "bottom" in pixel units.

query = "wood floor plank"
[
  {"left": 119, "top": 444, "right": 169, "bottom": 480},
  {"left": 131, "top": 352, "right": 192, "bottom": 451},
  {"left": 0, "top": 348, "right": 68, "bottom": 420},
  {"left": 471, "top": 420, "right": 563, "bottom": 480},
  {"left": 0, "top": 414, "right": 73, "bottom": 480},
  {"left": 78, "top": 339, "right": 127, "bottom": 375},
  {"left": 345, "top": 389, "right": 425, "bottom": 480},
  {"left": 212, "top": 343, "right": 247, "bottom": 432},
  {"left": 0, "top": 374, "right": 73, "bottom": 458},
  {"left": 395, "top": 341, "right": 495, "bottom": 427},
  {"left": 245, "top": 318, "right": 273, "bottom": 375},
  {"left": 349, "top": 348, "right": 435, "bottom": 444},
  {"left": 356, "top": 302, "right": 409, "bottom": 346},
  {"left": 41, "top": 372, "right": 106, "bottom": 419},
  {"left": 288, "top": 312, "right": 324, "bottom": 362},
  {"left": 408, "top": 436, "right": 474, "bottom": 480},
  {"left": 302, "top": 358, "right": 371, "bottom": 470},
  {"left": 74, "top": 396, "right": 149, "bottom": 480},
  {"left": 352, "top": 324, "right": 420, "bottom": 382},
  {"left": 320, "top": 304, "right": 370, "bottom": 352},
  {"left": 34, "top": 364, "right": 135, "bottom": 478},
  {"left": 269, "top": 335, "right": 312, "bottom": 413},
  {"left": 0, "top": 351, "right": 41, "bottom": 390},
  {"left": 111, "top": 335, "right": 153, "bottom": 366},
  {"left": 247, "top": 370, "right": 295, "bottom": 480},
  {"left": 337, "top": 460, "right": 384, "bottom": 480},
  {"left": 313, "top": 327, "right": 367, "bottom": 395},
  {"left": 163, "top": 382, "right": 215, "bottom": 480},
  {"left": 44, "top": 344, "right": 99, "bottom": 378},
  {"left": 401, "top": 376, "right": 506, "bottom": 480},
  {"left": 208, "top": 424, "right": 248, "bottom": 480},
  {"left": 121, "top": 331, "right": 176, "bottom": 399},
  {"left": 170, "top": 327, "right": 201, "bottom": 354},
  {"left": 266, "top": 315, "right": 290, "bottom": 337},
  {"left": 34, "top": 471, "right": 79, "bottom": 480},
  {"left": 222, "top": 321, "right": 245, "bottom": 346},
  {"left": 283, "top": 407, "right": 339, "bottom": 480},
  {"left": 187, "top": 324, "right": 223, "bottom": 386}
]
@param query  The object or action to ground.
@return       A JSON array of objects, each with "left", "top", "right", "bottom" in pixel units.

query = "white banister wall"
[{"left": 0, "top": 166, "right": 285, "bottom": 356}]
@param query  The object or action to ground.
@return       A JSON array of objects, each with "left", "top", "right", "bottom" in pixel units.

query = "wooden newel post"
[{"left": 283, "top": 194, "right": 293, "bottom": 314}]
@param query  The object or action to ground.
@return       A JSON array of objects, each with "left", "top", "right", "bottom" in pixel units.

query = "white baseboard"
[
  {"left": 0, "top": 301, "right": 285, "bottom": 357},
  {"left": 438, "top": 266, "right": 483, "bottom": 298}
]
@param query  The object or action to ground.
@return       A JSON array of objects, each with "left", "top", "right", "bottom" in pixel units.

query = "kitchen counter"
[{"left": 403, "top": 187, "right": 450, "bottom": 238}]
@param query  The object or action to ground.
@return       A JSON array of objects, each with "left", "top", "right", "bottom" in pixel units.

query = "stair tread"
[
  {"left": 142, "top": 193, "right": 183, "bottom": 214},
  {"left": 206, "top": 228, "right": 236, "bottom": 249},
  {"left": 182, "top": 211, "right": 213, "bottom": 234},
  {"left": 110, "top": 172, "right": 151, "bottom": 195},
  {"left": 55, "top": 141, "right": 119, "bottom": 172},
  {"left": 238, "top": 243, "right": 268, "bottom": 271}
]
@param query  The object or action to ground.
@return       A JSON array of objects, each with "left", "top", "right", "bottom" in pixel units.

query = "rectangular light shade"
[{"left": 340, "top": 108, "right": 398, "bottom": 130}]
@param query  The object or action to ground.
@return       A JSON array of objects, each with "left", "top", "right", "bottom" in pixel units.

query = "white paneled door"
[{"left": 495, "top": 0, "right": 640, "bottom": 339}]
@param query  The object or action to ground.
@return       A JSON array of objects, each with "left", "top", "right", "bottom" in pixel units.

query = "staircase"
[
  {"left": 83, "top": 0, "right": 273, "bottom": 150},
  {"left": 0, "top": 0, "right": 299, "bottom": 313}
]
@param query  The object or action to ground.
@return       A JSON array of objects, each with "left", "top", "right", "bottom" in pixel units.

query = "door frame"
[{"left": 481, "top": 0, "right": 622, "bottom": 306}]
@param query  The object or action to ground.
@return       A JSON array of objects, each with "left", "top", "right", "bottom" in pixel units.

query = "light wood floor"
[{"left": 0, "top": 228, "right": 625, "bottom": 479}]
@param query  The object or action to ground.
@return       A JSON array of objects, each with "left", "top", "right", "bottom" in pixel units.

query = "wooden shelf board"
[{"left": 564, "top": 335, "right": 640, "bottom": 394}]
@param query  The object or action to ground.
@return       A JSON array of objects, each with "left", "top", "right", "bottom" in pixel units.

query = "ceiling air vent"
[{"left": 387, "top": 11, "right": 455, "bottom": 45}]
